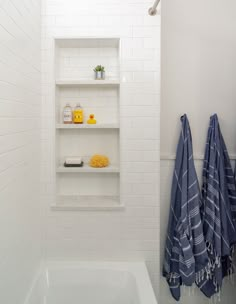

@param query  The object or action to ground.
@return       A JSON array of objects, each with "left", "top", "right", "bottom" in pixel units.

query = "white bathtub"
[{"left": 25, "top": 261, "right": 157, "bottom": 304}]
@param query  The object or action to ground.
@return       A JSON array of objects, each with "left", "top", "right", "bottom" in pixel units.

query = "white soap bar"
[{"left": 65, "top": 157, "right": 82, "bottom": 165}]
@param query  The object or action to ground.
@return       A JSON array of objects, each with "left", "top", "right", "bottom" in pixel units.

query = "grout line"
[{"left": 161, "top": 154, "right": 236, "bottom": 161}]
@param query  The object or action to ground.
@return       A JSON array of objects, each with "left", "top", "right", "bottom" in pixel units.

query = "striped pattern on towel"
[
  {"left": 197, "top": 114, "right": 236, "bottom": 298},
  {"left": 163, "top": 114, "right": 209, "bottom": 301}
]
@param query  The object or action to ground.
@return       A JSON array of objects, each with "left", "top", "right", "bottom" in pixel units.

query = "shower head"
[{"left": 148, "top": 0, "right": 161, "bottom": 16}]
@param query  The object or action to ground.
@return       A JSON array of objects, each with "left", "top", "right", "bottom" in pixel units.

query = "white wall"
[
  {"left": 41, "top": 0, "right": 160, "bottom": 299},
  {"left": 160, "top": 1, "right": 236, "bottom": 303},
  {"left": 0, "top": 1, "right": 42, "bottom": 304}
]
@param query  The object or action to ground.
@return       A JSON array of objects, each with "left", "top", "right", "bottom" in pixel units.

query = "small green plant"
[{"left": 94, "top": 65, "right": 105, "bottom": 72}]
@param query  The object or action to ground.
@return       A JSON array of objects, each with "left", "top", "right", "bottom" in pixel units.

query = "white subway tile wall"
[
  {"left": 41, "top": 0, "right": 160, "bottom": 299},
  {"left": 0, "top": 0, "right": 42, "bottom": 303}
]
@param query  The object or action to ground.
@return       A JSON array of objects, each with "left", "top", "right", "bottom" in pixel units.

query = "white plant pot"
[
  {"left": 101, "top": 71, "right": 105, "bottom": 79},
  {"left": 95, "top": 71, "right": 102, "bottom": 80}
]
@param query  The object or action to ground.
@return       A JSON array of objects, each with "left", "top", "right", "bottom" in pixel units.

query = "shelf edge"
[
  {"left": 56, "top": 124, "right": 120, "bottom": 129},
  {"left": 50, "top": 204, "right": 125, "bottom": 211}
]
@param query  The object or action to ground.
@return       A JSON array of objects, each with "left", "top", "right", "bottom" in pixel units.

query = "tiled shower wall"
[
  {"left": 41, "top": 0, "right": 160, "bottom": 298},
  {"left": 0, "top": 1, "right": 42, "bottom": 303}
]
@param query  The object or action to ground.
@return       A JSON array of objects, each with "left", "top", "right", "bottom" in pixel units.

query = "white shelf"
[
  {"left": 56, "top": 164, "right": 119, "bottom": 173},
  {"left": 56, "top": 123, "right": 119, "bottom": 129},
  {"left": 56, "top": 79, "right": 120, "bottom": 87},
  {"left": 55, "top": 37, "right": 120, "bottom": 48},
  {"left": 51, "top": 195, "right": 124, "bottom": 211}
]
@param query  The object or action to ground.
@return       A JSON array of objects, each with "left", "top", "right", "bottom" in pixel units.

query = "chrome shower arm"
[{"left": 148, "top": 0, "right": 161, "bottom": 15}]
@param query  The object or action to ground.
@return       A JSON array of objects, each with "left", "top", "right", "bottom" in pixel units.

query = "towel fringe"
[
  {"left": 166, "top": 272, "right": 180, "bottom": 284},
  {"left": 195, "top": 262, "right": 212, "bottom": 284},
  {"left": 202, "top": 242, "right": 236, "bottom": 299}
]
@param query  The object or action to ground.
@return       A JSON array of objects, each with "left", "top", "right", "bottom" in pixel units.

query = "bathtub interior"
[{"left": 26, "top": 262, "right": 151, "bottom": 304}]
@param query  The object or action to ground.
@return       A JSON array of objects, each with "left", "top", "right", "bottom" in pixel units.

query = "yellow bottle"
[{"left": 73, "top": 104, "right": 84, "bottom": 124}]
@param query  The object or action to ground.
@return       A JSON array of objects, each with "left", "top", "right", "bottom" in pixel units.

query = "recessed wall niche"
[{"left": 53, "top": 38, "right": 122, "bottom": 211}]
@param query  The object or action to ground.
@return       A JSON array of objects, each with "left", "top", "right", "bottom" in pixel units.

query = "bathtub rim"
[{"left": 24, "top": 260, "right": 158, "bottom": 304}]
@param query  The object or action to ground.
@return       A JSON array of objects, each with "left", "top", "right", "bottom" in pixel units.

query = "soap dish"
[{"left": 64, "top": 162, "right": 84, "bottom": 168}]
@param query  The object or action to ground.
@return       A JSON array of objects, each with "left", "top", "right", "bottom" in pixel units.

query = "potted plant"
[{"left": 94, "top": 65, "right": 105, "bottom": 80}]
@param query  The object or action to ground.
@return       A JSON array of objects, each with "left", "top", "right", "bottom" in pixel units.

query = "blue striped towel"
[
  {"left": 197, "top": 114, "right": 236, "bottom": 297},
  {"left": 163, "top": 114, "right": 209, "bottom": 301}
]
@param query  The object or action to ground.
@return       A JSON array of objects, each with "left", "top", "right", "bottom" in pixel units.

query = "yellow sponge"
[{"left": 89, "top": 154, "right": 109, "bottom": 168}]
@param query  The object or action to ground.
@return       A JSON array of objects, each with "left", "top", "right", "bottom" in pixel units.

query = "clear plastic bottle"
[
  {"left": 63, "top": 103, "right": 73, "bottom": 124},
  {"left": 73, "top": 103, "right": 84, "bottom": 124}
]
